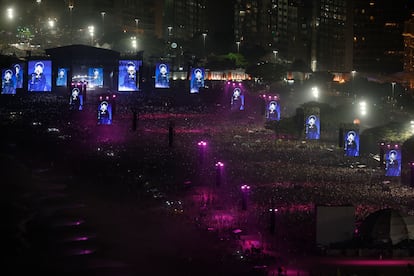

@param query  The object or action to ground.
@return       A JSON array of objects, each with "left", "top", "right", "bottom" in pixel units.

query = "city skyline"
[{"left": 1, "top": 0, "right": 414, "bottom": 75}]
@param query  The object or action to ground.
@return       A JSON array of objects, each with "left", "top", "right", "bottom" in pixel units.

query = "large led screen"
[
  {"left": 28, "top": 60, "right": 52, "bottom": 92},
  {"left": 13, "top": 63, "right": 24, "bottom": 89},
  {"left": 344, "top": 129, "right": 359, "bottom": 157},
  {"left": 231, "top": 87, "right": 244, "bottom": 111},
  {"left": 2, "top": 69, "right": 15, "bottom": 94},
  {"left": 56, "top": 68, "right": 68, "bottom": 87},
  {"left": 385, "top": 148, "right": 401, "bottom": 177},
  {"left": 69, "top": 87, "right": 83, "bottom": 111},
  {"left": 155, "top": 63, "right": 170, "bottom": 88},
  {"left": 266, "top": 100, "right": 280, "bottom": 121},
  {"left": 190, "top": 67, "right": 205, "bottom": 93},
  {"left": 305, "top": 114, "right": 320, "bottom": 140},
  {"left": 97, "top": 97, "right": 112, "bottom": 125},
  {"left": 118, "top": 60, "right": 141, "bottom": 91},
  {"left": 89, "top": 67, "right": 103, "bottom": 88}
]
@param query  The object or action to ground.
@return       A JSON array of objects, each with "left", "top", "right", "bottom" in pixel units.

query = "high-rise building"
[
  {"left": 353, "top": 0, "right": 413, "bottom": 73},
  {"left": 233, "top": 0, "right": 353, "bottom": 73},
  {"left": 274, "top": 0, "right": 312, "bottom": 65},
  {"left": 61, "top": 0, "right": 208, "bottom": 46},
  {"left": 233, "top": 0, "right": 276, "bottom": 52},
  {"left": 68, "top": 0, "right": 162, "bottom": 39},
  {"left": 403, "top": 14, "right": 414, "bottom": 72},
  {"left": 311, "top": 0, "right": 353, "bottom": 72},
  {"left": 114, "top": 0, "right": 162, "bottom": 38},
  {"left": 163, "top": 0, "right": 208, "bottom": 42}
]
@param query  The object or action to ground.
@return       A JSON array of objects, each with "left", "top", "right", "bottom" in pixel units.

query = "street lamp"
[
  {"left": 311, "top": 86, "right": 319, "bottom": 99},
  {"left": 215, "top": 161, "right": 224, "bottom": 187},
  {"left": 69, "top": 2, "right": 74, "bottom": 43},
  {"left": 167, "top": 26, "right": 173, "bottom": 38},
  {"left": 101, "top": 11, "right": 106, "bottom": 38},
  {"left": 48, "top": 18, "right": 55, "bottom": 28},
  {"left": 131, "top": 36, "right": 137, "bottom": 50},
  {"left": 351, "top": 70, "right": 356, "bottom": 98},
  {"left": 359, "top": 101, "right": 367, "bottom": 116},
  {"left": 88, "top": 25, "right": 95, "bottom": 46},
  {"left": 202, "top": 32, "right": 207, "bottom": 56},
  {"left": 269, "top": 206, "right": 278, "bottom": 235},
  {"left": 241, "top": 184, "right": 250, "bottom": 210},
  {"left": 391, "top": 82, "right": 396, "bottom": 102},
  {"left": 135, "top": 18, "right": 140, "bottom": 34},
  {"left": 273, "top": 50, "right": 278, "bottom": 63},
  {"left": 236, "top": 41, "right": 240, "bottom": 53},
  {"left": 6, "top": 8, "right": 14, "bottom": 20}
]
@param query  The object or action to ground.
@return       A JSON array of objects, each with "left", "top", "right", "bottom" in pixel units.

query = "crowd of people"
[{"left": 2, "top": 87, "right": 414, "bottom": 275}]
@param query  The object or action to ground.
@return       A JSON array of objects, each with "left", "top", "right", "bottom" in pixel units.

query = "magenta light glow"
[
  {"left": 215, "top": 161, "right": 224, "bottom": 167},
  {"left": 198, "top": 140, "right": 207, "bottom": 146},
  {"left": 51, "top": 218, "right": 85, "bottom": 227},
  {"left": 241, "top": 184, "right": 250, "bottom": 190},
  {"left": 63, "top": 236, "right": 90, "bottom": 242},
  {"left": 65, "top": 248, "right": 95, "bottom": 256}
]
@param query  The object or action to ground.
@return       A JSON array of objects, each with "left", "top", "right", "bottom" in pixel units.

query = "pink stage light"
[
  {"left": 241, "top": 184, "right": 250, "bottom": 190},
  {"left": 215, "top": 161, "right": 224, "bottom": 167},
  {"left": 198, "top": 140, "right": 207, "bottom": 146}
]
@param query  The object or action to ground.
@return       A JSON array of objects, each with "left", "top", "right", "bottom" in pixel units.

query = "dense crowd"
[{"left": 2, "top": 89, "right": 414, "bottom": 275}]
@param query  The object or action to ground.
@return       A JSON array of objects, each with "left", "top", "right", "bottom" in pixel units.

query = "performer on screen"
[
  {"left": 156, "top": 64, "right": 169, "bottom": 87},
  {"left": 122, "top": 62, "right": 137, "bottom": 90},
  {"left": 231, "top": 88, "right": 244, "bottom": 111},
  {"left": 268, "top": 101, "right": 279, "bottom": 120},
  {"left": 190, "top": 68, "right": 204, "bottom": 92},
  {"left": 386, "top": 150, "right": 400, "bottom": 176},
  {"left": 57, "top": 69, "right": 66, "bottom": 86},
  {"left": 91, "top": 68, "right": 103, "bottom": 87},
  {"left": 13, "top": 64, "right": 23, "bottom": 88},
  {"left": 98, "top": 101, "right": 111, "bottom": 125},
  {"left": 345, "top": 131, "right": 358, "bottom": 156},
  {"left": 28, "top": 61, "right": 49, "bottom": 91},
  {"left": 2, "top": 69, "right": 15, "bottom": 94},
  {"left": 70, "top": 88, "right": 83, "bottom": 110},
  {"left": 306, "top": 115, "right": 319, "bottom": 139}
]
